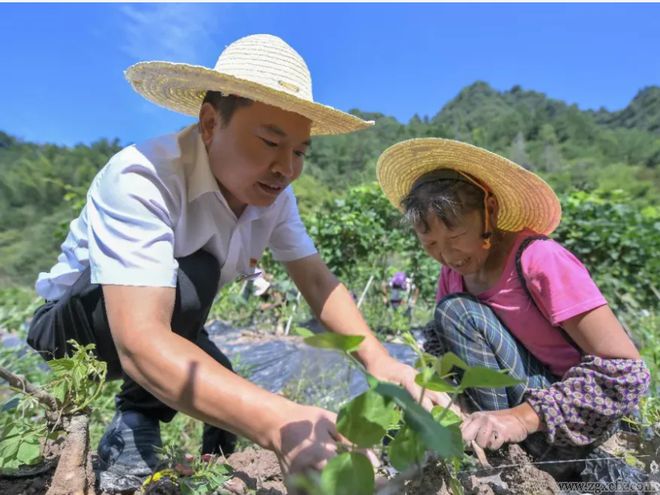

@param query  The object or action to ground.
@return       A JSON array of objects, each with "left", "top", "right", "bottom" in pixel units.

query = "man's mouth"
[{"left": 257, "top": 182, "right": 285, "bottom": 195}]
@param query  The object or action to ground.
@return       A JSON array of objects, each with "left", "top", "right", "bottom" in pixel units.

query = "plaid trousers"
[
  {"left": 423, "top": 293, "right": 619, "bottom": 481},
  {"left": 423, "top": 293, "right": 559, "bottom": 412}
]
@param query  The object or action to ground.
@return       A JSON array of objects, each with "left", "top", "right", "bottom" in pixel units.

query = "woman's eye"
[{"left": 260, "top": 137, "right": 277, "bottom": 147}]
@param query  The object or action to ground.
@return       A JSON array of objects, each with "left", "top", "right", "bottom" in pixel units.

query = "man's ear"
[{"left": 199, "top": 103, "right": 219, "bottom": 146}]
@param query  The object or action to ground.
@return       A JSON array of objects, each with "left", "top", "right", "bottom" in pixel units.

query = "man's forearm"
[
  {"left": 116, "top": 325, "right": 293, "bottom": 450},
  {"left": 314, "top": 282, "right": 391, "bottom": 367}
]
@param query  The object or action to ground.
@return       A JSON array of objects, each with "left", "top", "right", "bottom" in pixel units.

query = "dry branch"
[
  {"left": 0, "top": 365, "right": 58, "bottom": 411},
  {"left": 47, "top": 414, "right": 94, "bottom": 495}
]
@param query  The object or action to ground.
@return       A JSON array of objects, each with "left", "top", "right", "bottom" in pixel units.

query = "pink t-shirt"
[{"left": 435, "top": 231, "right": 607, "bottom": 376}]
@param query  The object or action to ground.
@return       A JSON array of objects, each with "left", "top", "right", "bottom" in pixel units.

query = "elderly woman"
[{"left": 376, "top": 138, "right": 650, "bottom": 478}]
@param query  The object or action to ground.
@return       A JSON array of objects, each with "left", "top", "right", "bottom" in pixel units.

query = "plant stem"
[
  {"left": 347, "top": 353, "right": 368, "bottom": 375},
  {"left": 434, "top": 394, "right": 457, "bottom": 423}
]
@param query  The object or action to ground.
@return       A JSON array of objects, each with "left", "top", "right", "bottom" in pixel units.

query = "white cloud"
[{"left": 118, "top": 4, "right": 225, "bottom": 63}]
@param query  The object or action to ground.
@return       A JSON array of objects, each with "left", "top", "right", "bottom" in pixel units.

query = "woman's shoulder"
[{"left": 518, "top": 233, "right": 591, "bottom": 279}]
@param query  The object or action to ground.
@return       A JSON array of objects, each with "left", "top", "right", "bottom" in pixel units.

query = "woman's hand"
[
  {"left": 461, "top": 403, "right": 542, "bottom": 450},
  {"left": 366, "top": 356, "right": 454, "bottom": 411}
]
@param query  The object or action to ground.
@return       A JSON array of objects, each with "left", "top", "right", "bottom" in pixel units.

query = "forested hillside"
[
  {"left": 1, "top": 82, "right": 658, "bottom": 288},
  {"left": 303, "top": 82, "right": 659, "bottom": 197}
]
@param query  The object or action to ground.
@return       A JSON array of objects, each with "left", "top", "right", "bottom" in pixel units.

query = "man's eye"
[
  {"left": 294, "top": 150, "right": 306, "bottom": 158},
  {"left": 260, "top": 138, "right": 277, "bottom": 147}
]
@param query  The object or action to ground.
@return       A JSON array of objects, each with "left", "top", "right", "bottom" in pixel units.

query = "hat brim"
[
  {"left": 377, "top": 138, "right": 561, "bottom": 235},
  {"left": 125, "top": 61, "right": 373, "bottom": 136}
]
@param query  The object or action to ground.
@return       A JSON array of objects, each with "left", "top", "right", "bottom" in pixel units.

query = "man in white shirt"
[{"left": 28, "top": 34, "right": 447, "bottom": 489}]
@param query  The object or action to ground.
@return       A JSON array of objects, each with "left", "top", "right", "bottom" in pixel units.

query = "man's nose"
[{"left": 272, "top": 148, "right": 295, "bottom": 178}]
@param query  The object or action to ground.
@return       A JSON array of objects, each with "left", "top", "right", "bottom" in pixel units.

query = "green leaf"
[
  {"left": 388, "top": 425, "right": 425, "bottom": 471},
  {"left": 16, "top": 439, "right": 41, "bottom": 466},
  {"left": 48, "top": 357, "right": 74, "bottom": 374},
  {"left": 0, "top": 414, "right": 45, "bottom": 471},
  {"left": 0, "top": 436, "right": 21, "bottom": 467},
  {"left": 304, "top": 333, "right": 365, "bottom": 353},
  {"left": 431, "top": 406, "right": 462, "bottom": 426},
  {"left": 415, "top": 372, "right": 459, "bottom": 393},
  {"left": 50, "top": 382, "right": 67, "bottom": 404},
  {"left": 365, "top": 374, "right": 379, "bottom": 389},
  {"left": 459, "top": 367, "right": 522, "bottom": 391},
  {"left": 320, "top": 452, "right": 374, "bottom": 495},
  {"left": 337, "top": 390, "right": 398, "bottom": 447},
  {"left": 414, "top": 353, "right": 440, "bottom": 370},
  {"left": 374, "top": 382, "right": 463, "bottom": 458},
  {"left": 435, "top": 352, "right": 469, "bottom": 377},
  {"left": 292, "top": 326, "right": 315, "bottom": 338}
]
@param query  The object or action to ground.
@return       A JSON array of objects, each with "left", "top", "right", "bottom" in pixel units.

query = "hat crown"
[{"left": 214, "top": 34, "right": 313, "bottom": 102}]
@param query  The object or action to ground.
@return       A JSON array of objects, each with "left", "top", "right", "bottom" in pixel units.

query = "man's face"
[{"left": 201, "top": 100, "right": 312, "bottom": 215}]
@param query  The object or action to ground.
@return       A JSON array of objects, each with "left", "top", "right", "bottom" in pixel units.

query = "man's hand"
[
  {"left": 366, "top": 356, "right": 454, "bottom": 412},
  {"left": 461, "top": 408, "right": 533, "bottom": 450},
  {"left": 271, "top": 404, "right": 342, "bottom": 476}
]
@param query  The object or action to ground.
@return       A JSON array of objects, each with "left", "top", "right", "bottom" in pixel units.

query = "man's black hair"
[{"left": 202, "top": 91, "right": 253, "bottom": 126}]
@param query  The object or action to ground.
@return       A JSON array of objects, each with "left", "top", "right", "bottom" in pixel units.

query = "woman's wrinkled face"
[{"left": 414, "top": 208, "right": 490, "bottom": 275}]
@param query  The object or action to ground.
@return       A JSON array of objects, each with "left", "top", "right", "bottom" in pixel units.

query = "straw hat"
[
  {"left": 377, "top": 138, "right": 561, "bottom": 235},
  {"left": 124, "top": 34, "right": 373, "bottom": 136}
]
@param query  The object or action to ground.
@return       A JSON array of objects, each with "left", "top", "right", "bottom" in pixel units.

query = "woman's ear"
[
  {"left": 486, "top": 194, "right": 499, "bottom": 227},
  {"left": 198, "top": 102, "right": 219, "bottom": 147}
]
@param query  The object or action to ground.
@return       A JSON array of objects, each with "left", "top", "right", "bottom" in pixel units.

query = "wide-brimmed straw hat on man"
[{"left": 125, "top": 33, "right": 373, "bottom": 136}]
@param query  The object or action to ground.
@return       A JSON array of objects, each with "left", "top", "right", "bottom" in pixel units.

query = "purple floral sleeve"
[{"left": 524, "top": 355, "right": 650, "bottom": 446}]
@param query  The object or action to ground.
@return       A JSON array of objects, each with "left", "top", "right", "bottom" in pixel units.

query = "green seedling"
[
  {"left": 0, "top": 340, "right": 107, "bottom": 473},
  {"left": 298, "top": 331, "right": 521, "bottom": 495}
]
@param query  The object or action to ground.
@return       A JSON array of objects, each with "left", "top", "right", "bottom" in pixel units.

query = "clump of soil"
[
  {"left": 0, "top": 468, "right": 54, "bottom": 495},
  {"left": 404, "top": 444, "right": 560, "bottom": 495},
  {"left": 496, "top": 444, "right": 560, "bottom": 495},
  {"left": 223, "top": 447, "right": 286, "bottom": 495},
  {"left": 400, "top": 458, "right": 452, "bottom": 495}
]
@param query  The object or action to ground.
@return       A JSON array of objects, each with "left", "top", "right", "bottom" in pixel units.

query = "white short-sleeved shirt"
[{"left": 35, "top": 125, "right": 317, "bottom": 301}]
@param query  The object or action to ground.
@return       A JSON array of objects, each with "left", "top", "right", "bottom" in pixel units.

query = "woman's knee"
[{"left": 434, "top": 294, "right": 493, "bottom": 334}]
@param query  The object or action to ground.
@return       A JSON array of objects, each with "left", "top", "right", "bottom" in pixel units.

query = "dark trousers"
[{"left": 27, "top": 250, "right": 236, "bottom": 455}]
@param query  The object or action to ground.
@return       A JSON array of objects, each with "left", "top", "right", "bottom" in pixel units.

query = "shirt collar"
[{"left": 180, "top": 124, "right": 222, "bottom": 203}]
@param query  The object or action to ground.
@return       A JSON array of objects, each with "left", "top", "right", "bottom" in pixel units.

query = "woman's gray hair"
[{"left": 400, "top": 170, "right": 485, "bottom": 232}]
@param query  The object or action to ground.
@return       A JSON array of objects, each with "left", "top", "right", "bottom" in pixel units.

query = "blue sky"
[{"left": 1, "top": 3, "right": 659, "bottom": 147}]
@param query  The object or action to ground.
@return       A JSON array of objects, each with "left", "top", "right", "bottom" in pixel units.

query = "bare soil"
[
  {"left": 2, "top": 432, "right": 659, "bottom": 495},
  {"left": 404, "top": 444, "right": 560, "bottom": 495},
  {"left": 223, "top": 447, "right": 286, "bottom": 495}
]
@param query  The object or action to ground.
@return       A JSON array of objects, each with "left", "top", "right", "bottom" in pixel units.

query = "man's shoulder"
[{"left": 102, "top": 128, "right": 191, "bottom": 185}]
